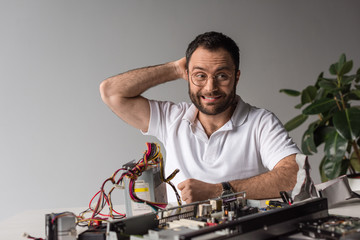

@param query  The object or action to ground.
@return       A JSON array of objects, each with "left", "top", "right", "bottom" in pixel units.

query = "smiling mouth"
[{"left": 202, "top": 95, "right": 221, "bottom": 101}]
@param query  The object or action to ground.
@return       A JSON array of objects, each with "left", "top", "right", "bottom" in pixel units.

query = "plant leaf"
[
  {"left": 314, "top": 88, "right": 329, "bottom": 101},
  {"left": 333, "top": 107, "right": 360, "bottom": 140},
  {"left": 315, "top": 72, "right": 324, "bottom": 88},
  {"left": 284, "top": 114, "right": 308, "bottom": 131},
  {"left": 279, "top": 89, "right": 301, "bottom": 96},
  {"left": 320, "top": 156, "right": 344, "bottom": 180},
  {"left": 324, "top": 128, "right": 348, "bottom": 159},
  {"left": 294, "top": 103, "right": 303, "bottom": 109},
  {"left": 319, "top": 156, "right": 329, "bottom": 182},
  {"left": 302, "top": 98, "right": 337, "bottom": 115},
  {"left": 352, "top": 89, "right": 360, "bottom": 97},
  {"left": 329, "top": 63, "right": 338, "bottom": 75},
  {"left": 350, "top": 151, "right": 360, "bottom": 172},
  {"left": 339, "top": 60, "right": 353, "bottom": 76},
  {"left": 336, "top": 84, "right": 351, "bottom": 94},
  {"left": 338, "top": 54, "right": 346, "bottom": 73},
  {"left": 301, "top": 86, "right": 317, "bottom": 105},
  {"left": 301, "top": 122, "right": 318, "bottom": 155},
  {"left": 348, "top": 89, "right": 360, "bottom": 100},
  {"left": 341, "top": 158, "right": 350, "bottom": 176},
  {"left": 342, "top": 75, "right": 356, "bottom": 85},
  {"left": 313, "top": 126, "right": 333, "bottom": 147},
  {"left": 356, "top": 68, "right": 360, "bottom": 83},
  {"left": 319, "top": 157, "right": 349, "bottom": 181},
  {"left": 322, "top": 129, "right": 348, "bottom": 179},
  {"left": 318, "top": 78, "right": 338, "bottom": 91}
]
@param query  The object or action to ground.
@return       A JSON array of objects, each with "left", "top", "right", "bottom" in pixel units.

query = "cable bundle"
[{"left": 79, "top": 142, "right": 181, "bottom": 226}]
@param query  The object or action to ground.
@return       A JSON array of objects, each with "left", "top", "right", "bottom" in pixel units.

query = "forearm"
[
  {"left": 178, "top": 155, "right": 298, "bottom": 203},
  {"left": 229, "top": 155, "right": 298, "bottom": 199},
  {"left": 100, "top": 61, "right": 183, "bottom": 99},
  {"left": 179, "top": 170, "right": 297, "bottom": 203},
  {"left": 230, "top": 169, "right": 296, "bottom": 199}
]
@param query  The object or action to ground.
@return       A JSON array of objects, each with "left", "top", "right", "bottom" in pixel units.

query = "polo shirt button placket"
[{"left": 203, "top": 134, "right": 218, "bottom": 163}]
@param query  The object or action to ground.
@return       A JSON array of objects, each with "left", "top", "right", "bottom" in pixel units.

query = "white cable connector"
[
  {"left": 114, "top": 181, "right": 125, "bottom": 189},
  {"left": 22, "top": 232, "right": 30, "bottom": 238}
]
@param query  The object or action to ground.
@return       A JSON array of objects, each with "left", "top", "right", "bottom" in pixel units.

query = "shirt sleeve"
[
  {"left": 258, "top": 111, "right": 301, "bottom": 170},
  {"left": 141, "top": 99, "right": 187, "bottom": 144}
]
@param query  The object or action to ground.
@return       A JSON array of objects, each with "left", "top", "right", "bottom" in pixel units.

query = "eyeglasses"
[{"left": 190, "top": 71, "right": 233, "bottom": 87}]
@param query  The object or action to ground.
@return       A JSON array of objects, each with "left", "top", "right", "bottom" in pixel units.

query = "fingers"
[
  {"left": 180, "top": 187, "right": 192, "bottom": 204},
  {"left": 177, "top": 180, "right": 185, "bottom": 190},
  {"left": 174, "top": 57, "right": 187, "bottom": 80},
  {"left": 177, "top": 179, "right": 194, "bottom": 204},
  {"left": 178, "top": 179, "right": 215, "bottom": 204},
  {"left": 177, "top": 178, "right": 192, "bottom": 190}
]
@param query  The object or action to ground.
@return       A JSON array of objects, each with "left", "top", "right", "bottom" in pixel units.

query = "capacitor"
[
  {"left": 228, "top": 211, "right": 235, "bottom": 221},
  {"left": 198, "top": 203, "right": 212, "bottom": 217}
]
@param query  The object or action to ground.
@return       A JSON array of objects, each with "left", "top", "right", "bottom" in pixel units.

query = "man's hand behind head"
[{"left": 174, "top": 57, "right": 188, "bottom": 81}]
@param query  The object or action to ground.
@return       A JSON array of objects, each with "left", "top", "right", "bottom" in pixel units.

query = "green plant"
[{"left": 280, "top": 54, "right": 360, "bottom": 182}]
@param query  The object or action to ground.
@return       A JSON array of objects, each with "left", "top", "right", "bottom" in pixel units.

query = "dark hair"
[{"left": 185, "top": 31, "right": 240, "bottom": 72}]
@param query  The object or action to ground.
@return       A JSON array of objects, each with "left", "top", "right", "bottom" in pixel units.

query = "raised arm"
[
  {"left": 100, "top": 58, "right": 187, "bottom": 132},
  {"left": 178, "top": 154, "right": 298, "bottom": 203}
]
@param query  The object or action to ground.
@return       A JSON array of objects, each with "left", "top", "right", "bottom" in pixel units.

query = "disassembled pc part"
[
  {"left": 123, "top": 159, "right": 167, "bottom": 217},
  {"left": 45, "top": 212, "right": 77, "bottom": 240},
  {"left": 299, "top": 215, "right": 360, "bottom": 240},
  {"left": 101, "top": 195, "right": 329, "bottom": 240}
]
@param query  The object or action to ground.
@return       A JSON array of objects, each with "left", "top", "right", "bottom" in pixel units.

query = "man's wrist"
[
  {"left": 215, "top": 183, "right": 223, "bottom": 197},
  {"left": 221, "top": 182, "right": 234, "bottom": 196}
]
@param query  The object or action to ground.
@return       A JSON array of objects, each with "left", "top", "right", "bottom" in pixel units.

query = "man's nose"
[{"left": 204, "top": 76, "right": 218, "bottom": 91}]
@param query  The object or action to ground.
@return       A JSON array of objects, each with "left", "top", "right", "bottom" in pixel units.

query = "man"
[{"left": 100, "top": 32, "right": 300, "bottom": 204}]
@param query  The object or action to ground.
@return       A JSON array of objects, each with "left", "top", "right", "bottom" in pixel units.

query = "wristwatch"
[{"left": 221, "top": 182, "right": 234, "bottom": 196}]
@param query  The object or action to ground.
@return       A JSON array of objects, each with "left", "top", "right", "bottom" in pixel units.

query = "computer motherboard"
[{"left": 76, "top": 195, "right": 331, "bottom": 240}]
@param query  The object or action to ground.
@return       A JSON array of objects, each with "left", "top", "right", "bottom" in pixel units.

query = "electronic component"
[
  {"left": 76, "top": 142, "right": 180, "bottom": 228},
  {"left": 77, "top": 228, "right": 107, "bottom": 240},
  {"left": 197, "top": 203, "right": 212, "bottom": 217},
  {"left": 101, "top": 194, "right": 328, "bottom": 240},
  {"left": 79, "top": 213, "right": 159, "bottom": 240},
  {"left": 108, "top": 212, "right": 158, "bottom": 237},
  {"left": 45, "top": 212, "right": 77, "bottom": 240},
  {"left": 299, "top": 215, "right": 360, "bottom": 239},
  {"left": 123, "top": 160, "right": 167, "bottom": 217},
  {"left": 173, "top": 198, "right": 328, "bottom": 240},
  {"left": 42, "top": 189, "right": 332, "bottom": 240}
]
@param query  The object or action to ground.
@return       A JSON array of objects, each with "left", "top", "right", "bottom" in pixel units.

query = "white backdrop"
[{"left": 0, "top": 0, "right": 359, "bottom": 222}]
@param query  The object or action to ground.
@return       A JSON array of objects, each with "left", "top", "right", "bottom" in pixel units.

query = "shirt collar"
[
  {"left": 182, "top": 95, "right": 250, "bottom": 127},
  {"left": 182, "top": 103, "right": 198, "bottom": 125},
  {"left": 230, "top": 95, "right": 250, "bottom": 127}
]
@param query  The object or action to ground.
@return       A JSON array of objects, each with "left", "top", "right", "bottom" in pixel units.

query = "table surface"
[{"left": 1, "top": 199, "right": 360, "bottom": 240}]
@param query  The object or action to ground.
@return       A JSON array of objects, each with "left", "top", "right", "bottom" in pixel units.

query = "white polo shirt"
[{"left": 143, "top": 95, "right": 300, "bottom": 202}]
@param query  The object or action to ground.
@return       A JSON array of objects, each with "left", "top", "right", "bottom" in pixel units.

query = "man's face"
[{"left": 187, "top": 47, "right": 240, "bottom": 115}]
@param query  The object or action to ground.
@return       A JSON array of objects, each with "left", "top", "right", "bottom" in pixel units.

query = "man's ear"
[
  {"left": 185, "top": 69, "right": 189, "bottom": 82},
  {"left": 235, "top": 70, "right": 241, "bottom": 85}
]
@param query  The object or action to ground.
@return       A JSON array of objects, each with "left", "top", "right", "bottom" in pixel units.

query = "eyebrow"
[{"left": 191, "top": 66, "right": 233, "bottom": 72}]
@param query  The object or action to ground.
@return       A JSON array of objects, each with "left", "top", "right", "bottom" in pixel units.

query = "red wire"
[
  {"left": 89, "top": 190, "right": 125, "bottom": 218},
  {"left": 86, "top": 143, "right": 166, "bottom": 223}
]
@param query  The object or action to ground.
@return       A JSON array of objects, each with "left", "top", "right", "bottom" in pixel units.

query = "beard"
[{"left": 189, "top": 83, "right": 237, "bottom": 115}]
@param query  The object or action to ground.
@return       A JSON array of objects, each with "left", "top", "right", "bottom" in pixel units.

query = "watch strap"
[
  {"left": 221, "top": 182, "right": 232, "bottom": 191},
  {"left": 221, "top": 182, "right": 234, "bottom": 196}
]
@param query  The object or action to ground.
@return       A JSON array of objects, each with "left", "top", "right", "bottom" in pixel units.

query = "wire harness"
[{"left": 79, "top": 142, "right": 181, "bottom": 226}]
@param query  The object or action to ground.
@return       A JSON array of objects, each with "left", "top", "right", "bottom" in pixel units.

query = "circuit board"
[{"left": 101, "top": 196, "right": 329, "bottom": 240}]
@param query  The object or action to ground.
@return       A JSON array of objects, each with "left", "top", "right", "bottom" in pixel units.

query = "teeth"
[{"left": 204, "top": 96, "right": 216, "bottom": 100}]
